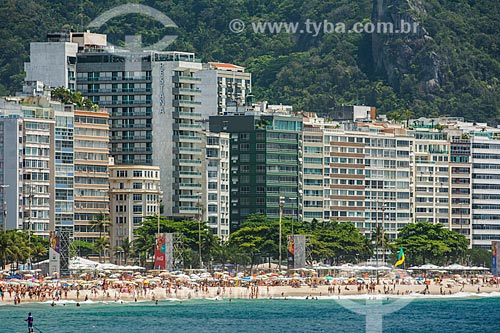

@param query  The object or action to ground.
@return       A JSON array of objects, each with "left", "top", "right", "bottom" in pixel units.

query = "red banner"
[{"left": 154, "top": 233, "right": 166, "bottom": 269}]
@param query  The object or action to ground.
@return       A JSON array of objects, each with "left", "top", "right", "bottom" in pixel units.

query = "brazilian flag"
[{"left": 395, "top": 248, "right": 405, "bottom": 267}]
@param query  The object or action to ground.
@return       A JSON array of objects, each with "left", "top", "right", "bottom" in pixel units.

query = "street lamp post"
[
  {"left": 157, "top": 188, "right": 162, "bottom": 236},
  {"left": 459, "top": 202, "right": 463, "bottom": 234},
  {"left": 197, "top": 192, "right": 203, "bottom": 269},
  {"left": 375, "top": 198, "right": 379, "bottom": 285},
  {"left": 278, "top": 196, "right": 285, "bottom": 272},
  {"left": 382, "top": 203, "right": 387, "bottom": 267}
]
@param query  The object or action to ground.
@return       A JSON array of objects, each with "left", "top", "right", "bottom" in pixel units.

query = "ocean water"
[{"left": 2, "top": 294, "right": 500, "bottom": 333}]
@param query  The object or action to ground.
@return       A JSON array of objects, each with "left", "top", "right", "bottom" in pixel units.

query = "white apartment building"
[
  {"left": 202, "top": 131, "right": 230, "bottom": 240},
  {"left": 195, "top": 62, "right": 252, "bottom": 117},
  {"left": 109, "top": 165, "right": 161, "bottom": 249},
  {"left": 411, "top": 131, "right": 451, "bottom": 227},
  {"left": 470, "top": 131, "right": 500, "bottom": 249}
]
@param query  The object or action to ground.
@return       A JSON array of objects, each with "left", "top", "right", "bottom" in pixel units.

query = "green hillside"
[{"left": 1, "top": 0, "right": 499, "bottom": 123}]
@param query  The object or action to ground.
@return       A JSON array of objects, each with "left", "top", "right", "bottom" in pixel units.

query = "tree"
[
  {"left": 0, "top": 230, "right": 39, "bottom": 270},
  {"left": 120, "top": 237, "right": 134, "bottom": 265},
  {"left": 94, "top": 237, "right": 109, "bottom": 263},
  {"left": 465, "top": 248, "right": 492, "bottom": 267},
  {"left": 394, "top": 222, "right": 469, "bottom": 266},
  {"left": 90, "top": 212, "right": 111, "bottom": 262},
  {"left": 71, "top": 240, "right": 96, "bottom": 258},
  {"left": 51, "top": 87, "right": 97, "bottom": 109},
  {"left": 306, "top": 221, "right": 372, "bottom": 264},
  {"left": 227, "top": 225, "right": 276, "bottom": 271},
  {"left": 133, "top": 215, "right": 215, "bottom": 269}
]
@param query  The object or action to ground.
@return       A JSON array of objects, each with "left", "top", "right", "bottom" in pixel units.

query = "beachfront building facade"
[
  {"left": 195, "top": 62, "right": 252, "bottom": 117},
  {"left": 24, "top": 30, "right": 79, "bottom": 92},
  {"left": 108, "top": 165, "right": 161, "bottom": 251},
  {"left": 76, "top": 47, "right": 203, "bottom": 220},
  {"left": 20, "top": 98, "right": 56, "bottom": 237},
  {"left": 301, "top": 114, "right": 327, "bottom": 222},
  {"left": 0, "top": 100, "right": 24, "bottom": 231},
  {"left": 470, "top": 131, "right": 500, "bottom": 249},
  {"left": 73, "top": 109, "right": 110, "bottom": 243},
  {"left": 210, "top": 112, "right": 302, "bottom": 230},
  {"left": 411, "top": 130, "right": 451, "bottom": 227},
  {"left": 54, "top": 104, "right": 75, "bottom": 233},
  {"left": 201, "top": 131, "right": 231, "bottom": 240},
  {"left": 449, "top": 133, "right": 473, "bottom": 244},
  {"left": 321, "top": 123, "right": 413, "bottom": 241}
]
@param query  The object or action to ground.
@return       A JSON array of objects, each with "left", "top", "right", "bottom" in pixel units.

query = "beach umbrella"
[{"left": 444, "top": 264, "right": 468, "bottom": 271}]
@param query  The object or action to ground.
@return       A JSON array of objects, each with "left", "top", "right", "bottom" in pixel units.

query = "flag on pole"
[{"left": 395, "top": 248, "right": 405, "bottom": 267}]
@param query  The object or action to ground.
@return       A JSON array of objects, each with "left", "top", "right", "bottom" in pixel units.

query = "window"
[
  {"left": 117, "top": 170, "right": 128, "bottom": 177},
  {"left": 133, "top": 170, "right": 143, "bottom": 177},
  {"left": 133, "top": 194, "right": 142, "bottom": 201},
  {"left": 133, "top": 182, "right": 143, "bottom": 189}
]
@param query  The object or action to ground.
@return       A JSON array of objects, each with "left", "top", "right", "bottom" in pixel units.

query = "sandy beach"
[{"left": 2, "top": 282, "right": 500, "bottom": 306}]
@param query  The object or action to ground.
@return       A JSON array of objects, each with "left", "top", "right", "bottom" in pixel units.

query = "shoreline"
[{"left": 2, "top": 283, "right": 500, "bottom": 306}]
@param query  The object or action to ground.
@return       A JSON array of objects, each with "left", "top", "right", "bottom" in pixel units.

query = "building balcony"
[
  {"left": 98, "top": 100, "right": 151, "bottom": 106},
  {"left": 80, "top": 88, "right": 152, "bottom": 94},
  {"left": 113, "top": 147, "right": 152, "bottom": 153},
  {"left": 178, "top": 183, "right": 202, "bottom": 189},
  {"left": 111, "top": 135, "right": 152, "bottom": 141},
  {"left": 78, "top": 76, "right": 150, "bottom": 82},
  {"left": 178, "top": 159, "right": 202, "bottom": 166},
  {"left": 178, "top": 147, "right": 202, "bottom": 154},
  {"left": 174, "top": 123, "right": 202, "bottom": 131},
  {"left": 174, "top": 111, "right": 202, "bottom": 120},
  {"left": 111, "top": 112, "right": 152, "bottom": 117},
  {"left": 172, "top": 75, "right": 202, "bottom": 83},
  {"left": 179, "top": 170, "right": 202, "bottom": 177},
  {"left": 178, "top": 206, "right": 199, "bottom": 214},
  {"left": 176, "top": 135, "right": 201, "bottom": 142},
  {"left": 112, "top": 124, "right": 151, "bottom": 129},
  {"left": 173, "top": 100, "right": 202, "bottom": 107},
  {"left": 173, "top": 87, "right": 201, "bottom": 95}
]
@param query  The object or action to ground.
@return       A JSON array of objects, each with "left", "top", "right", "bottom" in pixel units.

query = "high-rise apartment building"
[
  {"left": 73, "top": 109, "right": 110, "bottom": 243},
  {"left": 19, "top": 97, "right": 56, "bottom": 237},
  {"left": 195, "top": 62, "right": 252, "bottom": 117},
  {"left": 54, "top": 104, "right": 74, "bottom": 233},
  {"left": 108, "top": 165, "right": 161, "bottom": 249},
  {"left": 201, "top": 130, "right": 230, "bottom": 240},
  {"left": 470, "top": 131, "right": 500, "bottom": 249},
  {"left": 210, "top": 112, "right": 302, "bottom": 230},
  {"left": 411, "top": 130, "right": 451, "bottom": 226},
  {"left": 24, "top": 30, "right": 79, "bottom": 91},
  {"left": 319, "top": 122, "right": 412, "bottom": 240},
  {"left": 0, "top": 100, "right": 24, "bottom": 231}
]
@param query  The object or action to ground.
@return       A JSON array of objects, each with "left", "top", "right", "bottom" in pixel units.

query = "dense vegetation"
[
  {"left": 1, "top": 0, "right": 499, "bottom": 123},
  {"left": 0, "top": 230, "right": 48, "bottom": 270},
  {"left": 130, "top": 215, "right": 481, "bottom": 271}
]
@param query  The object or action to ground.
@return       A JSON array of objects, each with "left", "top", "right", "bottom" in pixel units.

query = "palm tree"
[
  {"left": 91, "top": 212, "right": 111, "bottom": 262},
  {"left": 120, "top": 237, "right": 133, "bottom": 265},
  {"left": 371, "top": 226, "right": 391, "bottom": 265},
  {"left": 0, "top": 231, "right": 30, "bottom": 270},
  {"left": 94, "top": 237, "right": 109, "bottom": 263}
]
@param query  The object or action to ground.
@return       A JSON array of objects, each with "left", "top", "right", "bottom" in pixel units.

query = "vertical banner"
[
  {"left": 287, "top": 235, "right": 306, "bottom": 269},
  {"left": 287, "top": 235, "right": 295, "bottom": 269},
  {"left": 154, "top": 233, "right": 166, "bottom": 270},
  {"left": 48, "top": 231, "right": 61, "bottom": 276},
  {"left": 492, "top": 241, "right": 498, "bottom": 276},
  {"left": 165, "top": 233, "right": 174, "bottom": 270}
]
